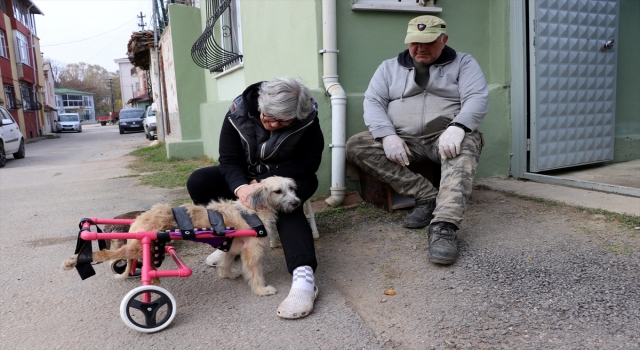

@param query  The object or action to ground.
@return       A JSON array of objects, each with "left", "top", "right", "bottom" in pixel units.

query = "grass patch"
[
  {"left": 128, "top": 142, "right": 215, "bottom": 189},
  {"left": 577, "top": 224, "right": 638, "bottom": 254},
  {"left": 314, "top": 202, "right": 405, "bottom": 235},
  {"left": 574, "top": 207, "right": 640, "bottom": 229},
  {"left": 170, "top": 196, "right": 193, "bottom": 207},
  {"left": 515, "top": 194, "right": 562, "bottom": 207}
]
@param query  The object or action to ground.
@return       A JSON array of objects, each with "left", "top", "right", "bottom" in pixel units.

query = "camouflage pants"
[{"left": 346, "top": 130, "right": 484, "bottom": 228}]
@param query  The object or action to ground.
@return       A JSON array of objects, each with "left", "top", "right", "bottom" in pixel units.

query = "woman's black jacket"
[{"left": 218, "top": 82, "right": 324, "bottom": 193}]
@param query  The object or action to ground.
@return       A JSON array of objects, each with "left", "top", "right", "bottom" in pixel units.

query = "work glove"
[
  {"left": 438, "top": 125, "right": 466, "bottom": 159},
  {"left": 382, "top": 134, "right": 412, "bottom": 166}
]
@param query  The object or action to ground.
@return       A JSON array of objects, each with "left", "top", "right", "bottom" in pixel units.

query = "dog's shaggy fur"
[
  {"left": 103, "top": 210, "right": 145, "bottom": 250},
  {"left": 62, "top": 176, "right": 300, "bottom": 296}
]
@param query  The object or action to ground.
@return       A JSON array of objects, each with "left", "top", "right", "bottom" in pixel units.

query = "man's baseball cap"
[{"left": 404, "top": 15, "right": 446, "bottom": 44}]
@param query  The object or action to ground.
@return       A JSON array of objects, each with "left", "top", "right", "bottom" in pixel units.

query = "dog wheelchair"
[{"left": 72, "top": 208, "right": 267, "bottom": 333}]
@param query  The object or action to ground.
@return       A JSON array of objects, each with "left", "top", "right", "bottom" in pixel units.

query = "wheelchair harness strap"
[
  {"left": 172, "top": 207, "right": 195, "bottom": 239},
  {"left": 236, "top": 205, "right": 268, "bottom": 238},
  {"left": 207, "top": 209, "right": 227, "bottom": 236},
  {"left": 74, "top": 218, "right": 108, "bottom": 280}
]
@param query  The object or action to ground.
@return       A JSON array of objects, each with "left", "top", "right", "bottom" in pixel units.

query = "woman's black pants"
[{"left": 186, "top": 166, "right": 318, "bottom": 274}]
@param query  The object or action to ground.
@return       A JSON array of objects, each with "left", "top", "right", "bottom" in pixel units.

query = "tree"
[
  {"left": 56, "top": 62, "right": 122, "bottom": 113},
  {"left": 45, "top": 59, "right": 66, "bottom": 88}
]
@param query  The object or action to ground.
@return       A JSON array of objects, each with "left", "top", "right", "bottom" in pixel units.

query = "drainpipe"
[
  {"left": 153, "top": 0, "right": 166, "bottom": 142},
  {"left": 321, "top": 0, "right": 347, "bottom": 207}
]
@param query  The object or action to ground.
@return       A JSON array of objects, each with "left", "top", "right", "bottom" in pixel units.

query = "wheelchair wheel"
[
  {"left": 110, "top": 259, "right": 128, "bottom": 274},
  {"left": 120, "top": 285, "right": 177, "bottom": 333},
  {"left": 110, "top": 259, "right": 142, "bottom": 277}
]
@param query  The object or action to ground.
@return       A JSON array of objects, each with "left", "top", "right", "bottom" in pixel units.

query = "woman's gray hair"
[{"left": 257, "top": 77, "right": 313, "bottom": 121}]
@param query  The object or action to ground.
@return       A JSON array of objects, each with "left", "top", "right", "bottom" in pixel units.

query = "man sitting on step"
[{"left": 346, "top": 15, "right": 489, "bottom": 265}]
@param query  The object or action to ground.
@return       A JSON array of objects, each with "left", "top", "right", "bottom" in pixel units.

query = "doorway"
[{"left": 510, "top": 0, "right": 639, "bottom": 197}]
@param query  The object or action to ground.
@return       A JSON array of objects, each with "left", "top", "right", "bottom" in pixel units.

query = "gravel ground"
[
  {"left": 318, "top": 191, "right": 640, "bottom": 349},
  {"left": 1, "top": 124, "right": 638, "bottom": 349}
]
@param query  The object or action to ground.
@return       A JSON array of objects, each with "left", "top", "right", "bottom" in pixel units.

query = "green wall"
[
  {"left": 195, "top": 0, "right": 513, "bottom": 199},
  {"left": 165, "top": 4, "right": 207, "bottom": 159},
  {"left": 198, "top": 0, "right": 332, "bottom": 199},
  {"left": 191, "top": 0, "right": 638, "bottom": 199},
  {"left": 240, "top": 0, "right": 323, "bottom": 88}
]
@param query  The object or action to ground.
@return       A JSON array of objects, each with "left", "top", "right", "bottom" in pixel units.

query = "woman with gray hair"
[{"left": 187, "top": 77, "right": 324, "bottom": 319}]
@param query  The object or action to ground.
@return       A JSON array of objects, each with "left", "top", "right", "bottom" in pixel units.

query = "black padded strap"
[
  {"left": 76, "top": 218, "right": 107, "bottom": 251},
  {"left": 238, "top": 210, "right": 268, "bottom": 237},
  {"left": 156, "top": 230, "right": 171, "bottom": 242},
  {"left": 73, "top": 219, "right": 106, "bottom": 280},
  {"left": 152, "top": 241, "right": 166, "bottom": 268},
  {"left": 207, "top": 209, "right": 227, "bottom": 236},
  {"left": 172, "top": 206, "right": 195, "bottom": 240}
]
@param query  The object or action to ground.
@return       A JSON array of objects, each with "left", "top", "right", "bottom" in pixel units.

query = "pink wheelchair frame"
[{"left": 79, "top": 217, "right": 261, "bottom": 333}]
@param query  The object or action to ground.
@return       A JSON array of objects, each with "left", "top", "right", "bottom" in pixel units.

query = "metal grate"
[{"left": 191, "top": 0, "right": 242, "bottom": 73}]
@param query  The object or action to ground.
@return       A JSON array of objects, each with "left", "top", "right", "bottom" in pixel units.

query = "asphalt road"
[
  {"left": 1, "top": 124, "right": 639, "bottom": 349},
  {"left": 0, "top": 124, "right": 383, "bottom": 349}
]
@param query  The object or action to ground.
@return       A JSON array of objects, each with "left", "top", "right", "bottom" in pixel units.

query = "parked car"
[
  {"left": 143, "top": 106, "right": 157, "bottom": 140},
  {"left": 118, "top": 108, "right": 145, "bottom": 134},
  {"left": 0, "top": 106, "right": 25, "bottom": 167},
  {"left": 55, "top": 113, "right": 82, "bottom": 133}
]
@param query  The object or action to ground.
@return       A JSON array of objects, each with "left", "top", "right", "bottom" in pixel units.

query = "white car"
[
  {"left": 55, "top": 113, "right": 82, "bottom": 133},
  {"left": 0, "top": 106, "right": 26, "bottom": 167},
  {"left": 143, "top": 106, "right": 157, "bottom": 140}
]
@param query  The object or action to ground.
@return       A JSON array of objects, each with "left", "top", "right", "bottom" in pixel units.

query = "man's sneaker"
[
  {"left": 403, "top": 198, "right": 436, "bottom": 228},
  {"left": 427, "top": 222, "right": 459, "bottom": 265}
]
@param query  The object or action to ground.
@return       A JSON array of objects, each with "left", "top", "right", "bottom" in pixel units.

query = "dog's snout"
[{"left": 291, "top": 198, "right": 300, "bottom": 208}]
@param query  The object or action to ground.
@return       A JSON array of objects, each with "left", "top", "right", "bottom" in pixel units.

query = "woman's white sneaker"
[
  {"left": 204, "top": 249, "right": 226, "bottom": 267},
  {"left": 276, "top": 285, "right": 318, "bottom": 319}
]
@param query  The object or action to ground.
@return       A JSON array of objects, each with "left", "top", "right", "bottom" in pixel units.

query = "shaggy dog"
[
  {"left": 62, "top": 176, "right": 300, "bottom": 296},
  {"left": 103, "top": 210, "right": 145, "bottom": 250}
]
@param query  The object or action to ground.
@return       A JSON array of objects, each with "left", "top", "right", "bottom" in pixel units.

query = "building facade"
[
  {"left": 41, "top": 61, "right": 57, "bottom": 133},
  {"left": 54, "top": 88, "right": 95, "bottom": 122},
  {"left": 0, "top": 0, "right": 45, "bottom": 139},
  {"left": 114, "top": 58, "right": 136, "bottom": 109},
  {"left": 150, "top": 0, "right": 640, "bottom": 200},
  {"left": 115, "top": 57, "right": 152, "bottom": 111}
]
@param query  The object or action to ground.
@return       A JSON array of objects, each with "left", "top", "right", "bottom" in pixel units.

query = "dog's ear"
[{"left": 248, "top": 184, "right": 270, "bottom": 210}]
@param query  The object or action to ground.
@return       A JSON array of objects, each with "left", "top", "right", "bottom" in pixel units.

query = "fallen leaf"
[{"left": 384, "top": 289, "right": 396, "bottom": 296}]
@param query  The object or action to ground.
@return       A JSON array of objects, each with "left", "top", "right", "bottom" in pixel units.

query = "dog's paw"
[
  {"left": 61, "top": 258, "right": 77, "bottom": 270},
  {"left": 255, "top": 285, "right": 277, "bottom": 296},
  {"left": 151, "top": 277, "right": 161, "bottom": 286}
]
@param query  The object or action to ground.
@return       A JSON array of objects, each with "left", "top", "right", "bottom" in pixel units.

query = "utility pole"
[
  {"left": 107, "top": 78, "right": 115, "bottom": 114},
  {"left": 137, "top": 12, "right": 147, "bottom": 31}
]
